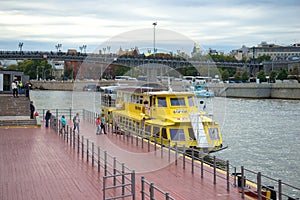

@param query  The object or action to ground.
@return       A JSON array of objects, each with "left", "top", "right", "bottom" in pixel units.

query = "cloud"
[{"left": 0, "top": 0, "right": 299, "bottom": 53}]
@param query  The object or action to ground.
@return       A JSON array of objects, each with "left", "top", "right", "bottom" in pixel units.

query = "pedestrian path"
[{"left": 0, "top": 118, "right": 248, "bottom": 200}]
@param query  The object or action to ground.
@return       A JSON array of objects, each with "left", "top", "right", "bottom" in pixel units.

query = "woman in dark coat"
[{"left": 45, "top": 110, "right": 52, "bottom": 128}]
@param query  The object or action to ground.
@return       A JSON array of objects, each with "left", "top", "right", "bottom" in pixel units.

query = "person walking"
[
  {"left": 60, "top": 115, "right": 67, "bottom": 134},
  {"left": 96, "top": 116, "right": 101, "bottom": 135},
  {"left": 30, "top": 101, "right": 35, "bottom": 119},
  {"left": 45, "top": 110, "right": 52, "bottom": 128},
  {"left": 73, "top": 113, "right": 80, "bottom": 134},
  {"left": 11, "top": 81, "right": 18, "bottom": 98},
  {"left": 101, "top": 114, "right": 107, "bottom": 134}
]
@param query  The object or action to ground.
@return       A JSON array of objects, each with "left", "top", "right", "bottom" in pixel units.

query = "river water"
[{"left": 30, "top": 90, "right": 300, "bottom": 192}]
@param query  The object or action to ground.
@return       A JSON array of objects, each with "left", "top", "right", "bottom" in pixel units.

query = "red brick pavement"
[{"left": 0, "top": 119, "right": 249, "bottom": 200}]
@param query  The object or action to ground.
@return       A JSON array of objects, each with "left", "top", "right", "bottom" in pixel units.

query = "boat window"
[
  {"left": 158, "top": 97, "right": 167, "bottom": 107},
  {"left": 188, "top": 128, "right": 196, "bottom": 140},
  {"left": 162, "top": 128, "right": 168, "bottom": 139},
  {"left": 170, "top": 98, "right": 186, "bottom": 106},
  {"left": 169, "top": 129, "right": 185, "bottom": 141},
  {"left": 145, "top": 125, "right": 151, "bottom": 136},
  {"left": 209, "top": 128, "right": 220, "bottom": 140},
  {"left": 153, "top": 126, "right": 160, "bottom": 138},
  {"left": 188, "top": 96, "right": 194, "bottom": 106}
]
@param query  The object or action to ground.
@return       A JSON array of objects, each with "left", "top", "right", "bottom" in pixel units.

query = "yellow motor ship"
[{"left": 101, "top": 86, "right": 225, "bottom": 154}]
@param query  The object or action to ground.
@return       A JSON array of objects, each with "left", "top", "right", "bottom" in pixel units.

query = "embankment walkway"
[{"left": 0, "top": 118, "right": 248, "bottom": 200}]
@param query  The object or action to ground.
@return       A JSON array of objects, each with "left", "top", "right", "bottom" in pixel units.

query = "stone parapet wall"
[
  {"left": 30, "top": 80, "right": 300, "bottom": 99},
  {"left": 212, "top": 83, "right": 300, "bottom": 99}
]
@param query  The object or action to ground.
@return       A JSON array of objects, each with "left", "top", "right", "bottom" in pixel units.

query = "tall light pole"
[
  {"left": 18, "top": 42, "right": 23, "bottom": 52},
  {"left": 153, "top": 22, "right": 157, "bottom": 58},
  {"left": 55, "top": 43, "right": 62, "bottom": 52}
]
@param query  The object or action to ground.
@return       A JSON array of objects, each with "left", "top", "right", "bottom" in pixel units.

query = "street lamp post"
[
  {"left": 55, "top": 43, "right": 62, "bottom": 53},
  {"left": 18, "top": 42, "right": 23, "bottom": 52},
  {"left": 153, "top": 22, "right": 157, "bottom": 58}
]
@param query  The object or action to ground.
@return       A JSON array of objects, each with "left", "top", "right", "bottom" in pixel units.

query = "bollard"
[
  {"left": 69, "top": 127, "right": 72, "bottom": 147},
  {"left": 147, "top": 138, "right": 150, "bottom": 152}
]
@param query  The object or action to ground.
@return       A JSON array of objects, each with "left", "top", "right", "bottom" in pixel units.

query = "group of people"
[
  {"left": 12, "top": 80, "right": 32, "bottom": 98},
  {"left": 42, "top": 111, "right": 106, "bottom": 135},
  {"left": 32, "top": 107, "right": 107, "bottom": 135}
]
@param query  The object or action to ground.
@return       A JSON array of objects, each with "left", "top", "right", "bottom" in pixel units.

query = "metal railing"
[
  {"left": 45, "top": 108, "right": 300, "bottom": 200},
  {"left": 141, "top": 176, "right": 175, "bottom": 200},
  {"left": 48, "top": 112, "right": 136, "bottom": 200}
]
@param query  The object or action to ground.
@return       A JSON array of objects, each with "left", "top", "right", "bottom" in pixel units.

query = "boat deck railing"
[{"left": 41, "top": 108, "right": 299, "bottom": 200}]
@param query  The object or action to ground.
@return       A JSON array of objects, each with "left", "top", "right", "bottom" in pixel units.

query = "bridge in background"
[{"left": 1, "top": 50, "right": 299, "bottom": 75}]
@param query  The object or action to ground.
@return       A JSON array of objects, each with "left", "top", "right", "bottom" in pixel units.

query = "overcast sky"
[{"left": 0, "top": 0, "right": 299, "bottom": 54}]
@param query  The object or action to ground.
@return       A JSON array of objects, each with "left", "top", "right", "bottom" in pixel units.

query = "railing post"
[
  {"left": 175, "top": 143, "right": 178, "bottom": 166},
  {"left": 92, "top": 142, "right": 94, "bottom": 167},
  {"left": 69, "top": 126, "right": 72, "bottom": 147},
  {"left": 147, "top": 137, "right": 150, "bottom": 152},
  {"left": 86, "top": 139, "right": 89, "bottom": 163},
  {"left": 131, "top": 170, "right": 135, "bottom": 200},
  {"left": 191, "top": 148, "right": 194, "bottom": 174},
  {"left": 233, "top": 167, "right": 237, "bottom": 187},
  {"left": 154, "top": 139, "right": 157, "bottom": 155},
  {"left": 278, "top": 179, "right": 282, "bottom": 200},
  {"left": 168, "top": 140, "right": 171, "bottom": 163},
  {"left": 213, "top": 156, "right": 216, "bottom": 184},
  {"left": 113, "top": 157, "right": 116, "bottom": 186},
  {"left": 257, "top": 172, "right": 262, "bottom": 200},
  {"left": 98, "top": 146, "right": 101, "bottom": 173},
  {"left": 122, "top": 163, "right": 125, "bottom": 195},
  {"left": 69, "top": 108, "right": 72, "bottom": 120},
  {"left": 104, "top": 151, "right": 107, "bottom": 176},
  {"left": 241, "top": 166, "right": 245, "bottom": 199},
  {"left": 183, "top": 145, "right": 186, "bottom": 169},
  {"left": 226, "top": 160, "right": 230, "bottom": 191},
  {"left": 77, "top": 134, "right": 80, "bottom": 153},
  {"left": 166, "top": 192, "right": 170, "bottom": 200},
  {"left": 141, "top": 176, "right": 145, "bottom": 200},
  {"left": 150, "top": 183, "right": 154, "bottom": 200},
  {"left": 81, "top": 136, "right": 84, "bottom": 159},
  {"left": 201, "top": 156, "right": 204, "bottom": 178},
  {"left": 160, "top": 139, "right": 163, "bottom": 158}
]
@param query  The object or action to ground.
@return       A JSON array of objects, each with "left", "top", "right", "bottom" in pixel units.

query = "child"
[
  {"left": 96, "top": 116, "right": 101, "bottom": 135},
  {"left": 60, "top": 115, "right": 67, "bottom": 134}
]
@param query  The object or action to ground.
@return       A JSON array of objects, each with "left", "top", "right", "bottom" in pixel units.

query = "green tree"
[
  {"left": 277, "top": 68, "right": 288, "bottom": 81},
  {"left": 289, "top": 66, "right": 299, "bottom": 75},
  {"left": 241, "top": 71, "right": 249, "bottom": 82},
  {"left": 234, "top": 71, "right": 242, "bottom": 82},
  {"left": 256, "top": 55, "right": 271, "bottom": 63},
  {"left": 257, "top": 70, "right": 267, "bottom": 82},
  {"left": 221, "top": 70, "right": 229, "bottom": 81},
  {"left": 269, "top": 70, "right": 278, "bottom": 83}
]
